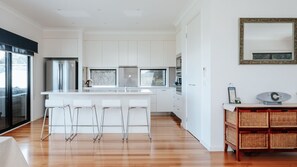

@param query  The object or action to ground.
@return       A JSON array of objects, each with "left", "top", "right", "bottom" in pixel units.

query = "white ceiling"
[{"left": 0, "top": 0, "right": 194, "bottom": 32}]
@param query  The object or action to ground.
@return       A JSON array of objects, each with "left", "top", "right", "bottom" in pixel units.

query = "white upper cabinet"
[
  {"left": 176, "top": 31, "right": 182, "bottom": 54},
  {"left": 118, "top": 41, "right": 138, "bottom": 66},
  {"left": 150, "top": 41, "right": 164, "bottom": 67},
  {"left": 81, "top": 39, "right": 176, "bottom": 68},
  {"left": 84, "top": 41, "right": 102, "bottom": 67},
  {"left": 43, "top": 38, "right": 78, "bottom": 57},
  {"left": 61, "top": 39, "right": 78, "bottom": 57},
  {"left": 102, "top": 41, "right": 119, "bottom": 67},
  {"left": 137, "top": 41, "right": 151, "bottom": 67},
  {"left": 128, "top": 41, "right": 138, "bottom": 66},
  {"left": 164, "top": 41, "right": 176, "bottom": 67}
]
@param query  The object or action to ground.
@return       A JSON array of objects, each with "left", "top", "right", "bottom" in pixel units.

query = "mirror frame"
[{"left": 240, "top": 18, "right": 297, "bottom": 64}]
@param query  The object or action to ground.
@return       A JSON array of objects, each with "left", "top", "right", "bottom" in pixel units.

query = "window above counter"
[
  {"left": 84, "top": 67, "right": 174, "bottom": 88},
  {"left": 90, "top": 69, "right": 117, "bottom": 87},
  {"left": 140, "top": 69, "right": 167, "bottom": 87}
]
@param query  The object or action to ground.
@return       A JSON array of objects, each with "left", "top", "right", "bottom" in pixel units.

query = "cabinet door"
[
  {"left": 176, "top": 31, "right": 182, "bottom": 54},
  {"left": 119, "top": 41, "right": 138, "bottom": 66},
  {"left": 61, "top": 39, "right": 78, "bottom": 57},
  {"left": 150, "top": 41, "right": 164, "bottom": 67},
  {"left": 84, "top": 41, "right": 102, "bottom": 67},
  {"left": 156, "top": 89, "right": 173, "bottom": 112},
  {"left": 102, "top": 41, "right": 118, "bottom": 67},
  {"left": 164, "top": 41, "right": 176, "bottom": 67},
  {"left": 128, "top": 41, "right": 138, "bottom": 66},
  {"left": 174, "top": 94, "right": 183, "bottom": 119},
  {"left": 118, "top": 41, "right": 129, "bottom": 66},
  {"left": 150, "top": 89, "right": 157, "bottom": 112},
  {"left": 137, "top": 41, "right": 150, "bottom": 67},
  {"left": 43, "top": 38, "right": 61, "bottom": 57}
]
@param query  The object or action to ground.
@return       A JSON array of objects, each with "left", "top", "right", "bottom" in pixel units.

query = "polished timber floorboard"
[{"left": 2, "top": 115, "right": 297, "bottom": 167}]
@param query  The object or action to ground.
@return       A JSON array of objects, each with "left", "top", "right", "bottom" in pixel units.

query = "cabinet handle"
[
  {"left": 281, "top": 109, "right": 288, "bottom": 112},
  {"left": 250, "top": 109, "right": 257, "bottom": 112}
]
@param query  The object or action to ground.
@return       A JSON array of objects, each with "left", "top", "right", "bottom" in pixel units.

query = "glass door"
[
  {"left": 12, "top": 53, "right": 29, "bottom": 125},
  {"left": 0, "top": 51, "right": 8, "bottom": 131},
  {"left": 0, "top": 51, "right": 30, "bottom": 133}
]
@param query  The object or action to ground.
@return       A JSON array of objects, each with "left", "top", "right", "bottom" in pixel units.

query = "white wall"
[
  {"left": 210, "top": 0, "right": 297, "bottom": 151},
  {"left": 0, "top": 2, "right": 44, "bottom": 121}
]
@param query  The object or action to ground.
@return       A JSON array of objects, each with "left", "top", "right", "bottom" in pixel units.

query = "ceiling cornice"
[
  {"left": 173, "top": 0, "right": 199, "bottom": 27},
  {"left": 0, "top": 1, "right": 43, "bottom": 30}
]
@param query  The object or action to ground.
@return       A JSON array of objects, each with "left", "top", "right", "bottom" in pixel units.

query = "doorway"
[{"left": 185, "top": 14, "right": 202, "bottom": 140}]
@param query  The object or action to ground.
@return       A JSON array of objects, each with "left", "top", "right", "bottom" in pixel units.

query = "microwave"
[{"left": 176, "top": 55, "right": 182, "bottom": 69}]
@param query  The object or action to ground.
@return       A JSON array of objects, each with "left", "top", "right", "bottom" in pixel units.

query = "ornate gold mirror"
[{"left": 240, "top": 18, "right": 297, "bottom": 64}]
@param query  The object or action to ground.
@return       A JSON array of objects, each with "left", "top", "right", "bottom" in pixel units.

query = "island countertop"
[{"left": 41, "top": 88, "right": 153, "bottom": 95}]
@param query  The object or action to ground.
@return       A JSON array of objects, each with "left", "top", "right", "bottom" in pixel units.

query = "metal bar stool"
[
  {"left": 126, "top": 99, "right": 151, "bottom": 141},
  {"left": 99, "top": 100, "right": 125, "bottom": 141},
  {"left": 70, "top": 100, "right": 100, "bottom": 142},
  {"left": 40, "top": 99, "right": 73, "bottom": 141}
]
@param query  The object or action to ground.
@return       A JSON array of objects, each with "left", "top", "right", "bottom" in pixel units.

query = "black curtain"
[{"left": 0, "top": 28, "right": 38, "bottom": 55}]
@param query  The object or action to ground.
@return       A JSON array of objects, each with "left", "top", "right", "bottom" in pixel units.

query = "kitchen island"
[{"left": 41, "top": 89, "right": 152, "bottom": 133}]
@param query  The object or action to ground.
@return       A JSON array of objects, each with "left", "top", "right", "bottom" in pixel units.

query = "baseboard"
[
  {"left": 151, "top": 112, "right": 171, "bottom": 116},
  {"left": 0, "top": 121, "right": 31, "bottom": 136}
]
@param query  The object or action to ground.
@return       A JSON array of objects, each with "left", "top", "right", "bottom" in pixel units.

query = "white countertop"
[
  {"left": 223, "top": 103, "right": 297, "bottom": 112},
  {"left": 41, "top": 89, "right": 153, "bottom": 95}
]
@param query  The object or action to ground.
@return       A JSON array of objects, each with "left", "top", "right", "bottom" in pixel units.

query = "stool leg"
[
  {"left": 98, "top": 108, "right": 105, "bottom": 141},
  {"left": 50, "top": 108, "right": 53, "bottom": 134},
  {"left": 68, "top": 105, "right": 74, "bottom": 138},
  {"left": 126, "top": 108, "right": 130, "bottom": 141},
  {"left": 63, "top": 107, "right": 69, "bottom": 141},
  {"left": 41, "top": 107, "right": 50, "bottom": 141},
  {"left": 93, "top": 106, "right": 100, "bottom": 141},
  {"left": 120, "top": 107, "right": 125, "bottom": 141},
  {"left": 76, "top": 108, "right": 80, "bottom": 135},
  {"left": 145, "top": 108, "right": 152, "bottom": 141}
]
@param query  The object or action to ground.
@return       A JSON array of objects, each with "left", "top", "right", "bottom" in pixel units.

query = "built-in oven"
[{"left": 175, "top": 55, "right": 182, "bottom": 94}]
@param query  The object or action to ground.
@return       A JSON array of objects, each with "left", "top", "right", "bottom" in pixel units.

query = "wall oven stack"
[{"left": 175, "top": 55, "right": 182, "bottom": 94}]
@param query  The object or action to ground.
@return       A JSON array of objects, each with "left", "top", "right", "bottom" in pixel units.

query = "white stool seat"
[
  {"left": 41, "top": 99, "right": 73, "bottom": 141},
  {"left": 126, "top": 99, "right": 151, "bottom": 141},
  {"left": 99, "top": 100, "right": 124, "bottom": 141},
  {"left": 129, "top": 100, "right": 148, "bottom": 108},
  {"left": 102, "top": 100, "right": 121, "bottom": 108},
  {"left": 71, "top": 100, "right": 100, "bottom": 142},
  {"left": 73, "top": 100, "right": 93, "bottom": 108},
  {"left": 45, "top": 100, "right": 65, "bottom": 108}
]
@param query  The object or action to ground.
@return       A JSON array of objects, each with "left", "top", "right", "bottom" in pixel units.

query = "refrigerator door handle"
[{"left": 59, "top": 63, "right": 63, "bottom": 90}]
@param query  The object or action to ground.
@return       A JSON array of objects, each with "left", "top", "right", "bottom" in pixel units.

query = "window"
[
  {"left": 90, "top": 69, "right": 117, "bottom": 86},
  {"left": 140, "top": 69, "right": 167, "bottom": 86}
]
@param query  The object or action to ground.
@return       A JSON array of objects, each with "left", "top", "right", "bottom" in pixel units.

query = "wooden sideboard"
[{"left": 223, "top": 103, "right": 297, "bottom": 161}]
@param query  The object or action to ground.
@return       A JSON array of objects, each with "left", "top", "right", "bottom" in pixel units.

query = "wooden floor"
[{"left": 2, "top": 115, "right": 297, "bottom": 167}]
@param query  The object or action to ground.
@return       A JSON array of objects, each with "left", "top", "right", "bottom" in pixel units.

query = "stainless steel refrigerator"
[{"left": 45, "top": 59, "right": 78, "bottom": 91}]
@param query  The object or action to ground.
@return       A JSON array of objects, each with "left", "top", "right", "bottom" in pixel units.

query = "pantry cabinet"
[
  {"left": 43, "top": 38, "right": 78, "bottom": 57},
  {"left": 224, "top": 104, "right": 297, "bottom": 161}
]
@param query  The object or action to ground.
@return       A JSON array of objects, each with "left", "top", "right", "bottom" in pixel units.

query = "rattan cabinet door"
[
  {"left": 239, "top": 109, "right": 269, "bottom": 128},
  {"left": 270, "top": 110, "right": 297, "bottom": 128}
]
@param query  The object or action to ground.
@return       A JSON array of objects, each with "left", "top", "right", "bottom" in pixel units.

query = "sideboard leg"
[
  {"left": 236, "top": 149, "right": 240, "bottom": 161},
  {"left": 224, "top": 143, "right": 228, "bottom": 152}
]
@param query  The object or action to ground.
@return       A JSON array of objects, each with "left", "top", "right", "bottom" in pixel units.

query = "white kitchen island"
[{"left": 41, "top": 89, "right": 152, "bottom": 133}]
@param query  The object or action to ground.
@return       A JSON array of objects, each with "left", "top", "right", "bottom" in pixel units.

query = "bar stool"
[
  {"left": 40, "top": 99, "right": 73, "bottom": 141},
  {"left": 70, "top": 100, "right": 100, "bottom": 142},
  {"left": 126, "top": 99, "right": 151, "bottom": 141},
  {"left": 99, "top": 100, "right": 125, "bottom": 141}
]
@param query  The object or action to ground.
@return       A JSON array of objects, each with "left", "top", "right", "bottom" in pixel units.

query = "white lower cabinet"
[
  {"left": 173, "top": 93, "right": 183, "bottom": 119},
  {"left": 156, "top": 88, "right": 173, "bottom": 112},
  {"left": 150, "top": 90, "right": 157, "bottom": 112}
]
